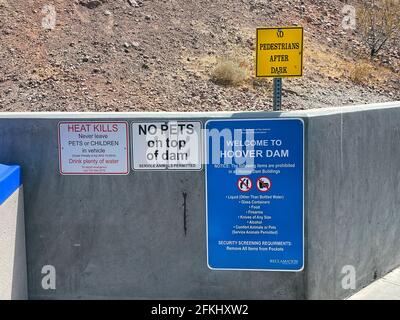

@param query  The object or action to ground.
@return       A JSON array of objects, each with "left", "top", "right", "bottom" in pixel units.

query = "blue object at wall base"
[{"left": 0, "top": 164, "right": 21, "bottom": 205}]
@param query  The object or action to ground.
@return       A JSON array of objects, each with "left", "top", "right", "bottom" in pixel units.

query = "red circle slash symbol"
[
  {"left": 256, "top": 176, "right": 272, "bottom": 192},
  {"left": 237, "top": 176, "right": 252, "bottom": 192}
]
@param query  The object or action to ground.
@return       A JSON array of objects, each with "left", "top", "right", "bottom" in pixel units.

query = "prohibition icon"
[
  {"left": 256, "top": 176, "right": 272, "bottom": 192},
  {"left": 237, "top": 176, "right": 252, "bottom": 192}
]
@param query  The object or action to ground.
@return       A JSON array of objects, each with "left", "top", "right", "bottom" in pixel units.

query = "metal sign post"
[{"left": 273, "top": 78, "right": 282, "bottom": 111}]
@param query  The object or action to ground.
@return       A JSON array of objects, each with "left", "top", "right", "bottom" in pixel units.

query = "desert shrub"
[
  {"left": 211, "top": 56, "right": 248, "bottom": 86},
  {"left": 358, "top": 0, "right": 400, "bottom": 58},
  {"left": 349, "top": 62, "right": 373, "bottom": 84}
]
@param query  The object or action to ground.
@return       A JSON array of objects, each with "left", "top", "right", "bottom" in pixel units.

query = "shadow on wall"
[
  {"left": 0, "top": 186, "right": 28, "bottom": 300},
  {"left": 11, "top": 187, "right": 28, "bottom": 300}
]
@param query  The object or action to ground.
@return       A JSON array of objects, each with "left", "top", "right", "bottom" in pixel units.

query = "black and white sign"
[{"left": 131, "top": 121, "right": 202, "bottom": 170}]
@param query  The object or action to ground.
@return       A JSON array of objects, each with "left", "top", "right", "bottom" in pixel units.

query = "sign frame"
[
  {"left": 256, "top": 26, "right": 304, "bottom": 78},
  {"left": 131, "top": 120, "right": 203, "bottom": 172},
  {"left": 205, "top": 118, "right": 305, "bottom": 272},
  {"left": 58, "top": 121, "right": 130, "bottom": 176}
]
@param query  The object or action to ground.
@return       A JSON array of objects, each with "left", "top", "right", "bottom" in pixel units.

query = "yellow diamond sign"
[{"left": 256, "top": 27, "right": 304, "bottom": 77}]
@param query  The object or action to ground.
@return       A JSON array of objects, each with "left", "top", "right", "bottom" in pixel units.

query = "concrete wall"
[
  {"left": 0, "top": 187, "right": 28, "bottom": 300},
  {"left": 305, "top": 105, "right": 400, "bottom": 299},
  {"left": 0, "top": 101, "right": 399, "bottom": 299}
]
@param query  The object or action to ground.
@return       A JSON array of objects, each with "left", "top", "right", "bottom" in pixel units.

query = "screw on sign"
[
  {"left": 237, "top": 176, "right": 252, "bottom": 192},
  {"left": 256, "top": 176, "right": 272, "bottom": 192}
]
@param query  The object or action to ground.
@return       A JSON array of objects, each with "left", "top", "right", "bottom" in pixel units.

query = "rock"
[
  {"left": 104, "top": 10, "right": 111, "bottom": 16},
  {"left": 127, "top": 0, "right": 139, "bottom": 7},
  {"left": 305, "top": 16, "right": 313, "bottom": 23},
  {"left": 79, "top": 0, "right": 104, "bottom": 9},
  {"left": 131, "top": 41, "right": 140, "bottom": 49}
]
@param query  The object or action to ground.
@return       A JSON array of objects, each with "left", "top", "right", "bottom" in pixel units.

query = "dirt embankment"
[{"left": 0, "top": 0, "right": 399, "bottom": 112}]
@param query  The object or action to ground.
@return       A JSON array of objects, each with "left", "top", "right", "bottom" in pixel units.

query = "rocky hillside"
[{"left": 0, "top": 0, "right": 399, "bottom": 112}]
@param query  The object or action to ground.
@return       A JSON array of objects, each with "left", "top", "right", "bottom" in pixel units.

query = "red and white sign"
[
  {"left": 58, "top": 121, "right": 129, "bottom": 175},
  {"left": 256, "top": 176, "right": 272, "bottom": 192},
  {"left": 237, "top": 176, "right": 252, "bottom": 192}
]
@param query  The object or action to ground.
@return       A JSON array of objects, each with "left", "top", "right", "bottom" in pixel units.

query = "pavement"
[{"left": 348, "top": 268, "right": 400, "bottom": 300}]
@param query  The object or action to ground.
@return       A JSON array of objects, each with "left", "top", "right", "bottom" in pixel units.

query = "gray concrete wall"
[
  {"left": 0, "top": 101, "right": 399, "bottom": 299},
  {"left": 0, "top": 187, "right": 28, "bottom": 300},
  {"left": 305, "top": 105, "right": 400, "bottom": 299}
]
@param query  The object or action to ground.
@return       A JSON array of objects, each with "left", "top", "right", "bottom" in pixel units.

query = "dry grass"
[
  {"left": 211, "top": 55, "right": 249, "bottom": 86},
  {"left": 304, "top": 44, "right": 348, "bottom": 79},
  {"left": 31, "top": 66, "right": 61, "bottom": 80},
  {"left": 189, "top": 33, "right": 395, "bottom": 90},
  {"left": 304, "top": 38, "right": 394, "bottom": 86},
  {"left": 349, "top": 62, "right": 373, "bottom": 84}
]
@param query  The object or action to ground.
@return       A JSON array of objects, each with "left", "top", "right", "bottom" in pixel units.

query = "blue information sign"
[{"left": 205, "top": 119, "right": 304, "bottom": 271}]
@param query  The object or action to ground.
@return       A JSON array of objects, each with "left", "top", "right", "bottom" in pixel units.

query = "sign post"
[
  {"left": 273, "top": 78, "right": 282, "bottom": 111},
  {"left": 256, "top": 26, "right": 303, "bottom": 110}
]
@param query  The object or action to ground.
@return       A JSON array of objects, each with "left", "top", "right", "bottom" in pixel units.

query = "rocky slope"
[{"left": 0, "top": 0, "right": 399, "bottom": 112}]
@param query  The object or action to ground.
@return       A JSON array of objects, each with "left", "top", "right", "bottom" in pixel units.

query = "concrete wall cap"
[{"left": 0, "top": 101, "right": 398, "bottom": 119}]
